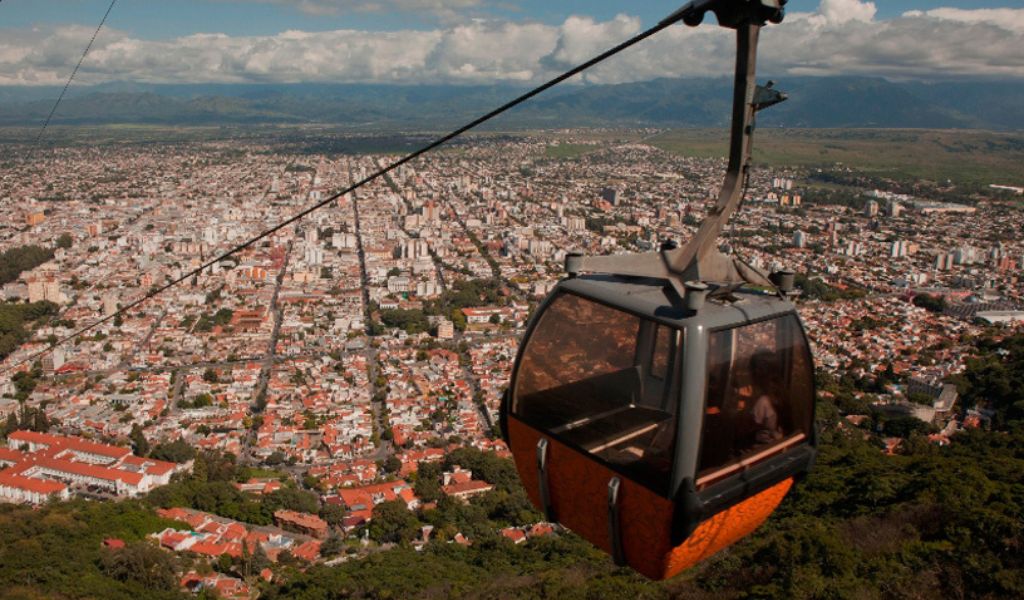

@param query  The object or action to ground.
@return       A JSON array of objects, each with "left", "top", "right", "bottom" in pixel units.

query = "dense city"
[{"left": 1, "top": 131, "right": 1022, "bottom": 598}]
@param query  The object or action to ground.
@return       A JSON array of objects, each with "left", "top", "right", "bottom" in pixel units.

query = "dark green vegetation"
[
  {"left": 0, "top": 500, "right": 187, "bottom": 599},
  {"left": 266, "top": 536, "right": 656, "bottom": 600},
  {"left": 0, "top": 245, "right": 53, "bottom": 285},
  {"left": 795, "top": 273, "right": 867, "bottom": 302},
  {"left": 177, "top": 392, "right": 214, "bottom": 410},
  {"left": 149, "top": 439, "right": 197, "bottom": 464},
  {"left": 651, "top": 128, "right": 1024, "bottom": 187},
  {"left": 0, "top": 301, "right": 58, "bottom": 361},
  {"left": 0, "top": 244, "right": 62, "bottom": 360},
  {"left": 376, "top": 308, "right": 431, "bottom": 335},
  {"left": 193, "top": 308, "right": 234, "bottom": 333},
  {"left": 370, "top": 278, "right": 508, "bottom": 335},
  {"left": 146, "top": 452, "right": 320, "bottom": 526},
  {"left": 2, "top": 399, "right": 51, "bottom": 435},
  {"left": 954, "top": 334, "right": 1024, "bottom": 430},
  {"left": 260, "top": 424, "right": 1024, "bottom": 599},
  {"left": 55, "top": 233, "right": 74, "bottom": 249},
  {"left": 425, "top": 278, "right": 508, "bottom": 329},
  {"left": 912, "top": 294, "right": 948, "bottom": 314}
]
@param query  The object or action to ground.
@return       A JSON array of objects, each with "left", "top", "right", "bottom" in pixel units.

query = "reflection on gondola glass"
[
  {"left": 652, "top": 325, "right": 673, "bottom": 380},
  {"left": 698, "top": 314, "right": 813, "bottom": 484},
  {"left": 514, "top": 293, "right": 679, "bottom": 493}
]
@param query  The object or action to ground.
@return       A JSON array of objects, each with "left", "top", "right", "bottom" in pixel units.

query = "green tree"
[
  {"left": 913, "top": 293, "right": 947, "bottom": 313},
  {"left": 320, "top": 533, "right": 345, "bottom": 557},
  {"left": 0, "top": 302, "right": 58, "bottom": 361},
  {"left": 382, "top": 455, "right": 402, "bottom": 475},
  {"left": 907, "top": 391, "right": 935, "bottom": 406},
  {"left": 1, "top": 413, "right": 18, "bottom": 439},
  {"left": 0, "top": 245, "right": 54, "bottom": 285},
  {"left": 129, "top": 424, "right": 150, "bottom": 457},
  {"left": 413, "top": 462, "right": 443, "bottom": 503},
  {"left": 149, "top": 439, "right": 195, "bottom": 463},
  {"left": 251, "top": 543, "right": 271, "bottom": 573},
  {"left": 262, "top": 487, "right": 319, "bottom": 517},
  {"left": 319, "top": 503, "right": 347, "bottom": 529},
  {"left": 368, "top": 500, "right": 420, "bottom": 544},
  {"left": 957, "top": 333, "right": 1024, "bottom": 428},
  {"left": 99, "top": 541, "right": 179, "bottom": 590}
]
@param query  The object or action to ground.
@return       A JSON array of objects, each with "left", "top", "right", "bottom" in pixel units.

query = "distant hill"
[{"left": 1, "top": 77, "right": 1022, "bottom": 130}]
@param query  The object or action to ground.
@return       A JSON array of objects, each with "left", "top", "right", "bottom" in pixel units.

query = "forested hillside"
[{"left": 260, "top": 427, "right": 1023, "bottom": 599}]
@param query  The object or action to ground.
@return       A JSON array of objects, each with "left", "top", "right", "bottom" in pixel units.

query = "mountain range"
[{"left": 1, "top": 77, "right": 1022, "bottom": 130}]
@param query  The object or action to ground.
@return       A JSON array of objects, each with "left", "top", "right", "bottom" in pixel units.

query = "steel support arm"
[{"left": 567, "top": 17, "right": 770, "bottom": 297}]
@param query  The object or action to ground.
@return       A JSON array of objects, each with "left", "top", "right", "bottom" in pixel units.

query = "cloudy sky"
[{"left": 1, "top": 0, "right": 1022, "bottom": 86}]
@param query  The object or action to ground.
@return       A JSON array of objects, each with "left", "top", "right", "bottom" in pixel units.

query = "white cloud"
[
  {"left": 0, "top": 2, "right": 1021, "bottom": 87},
  {"left": 903, "top": 8, "right": 1024, "bottom": 34},
  {"left": 221, "top": 0, "right": 484, "bottom": 16},
  {"left": 762, "top": 6, "right": 1024, "bottom": 79},
  {"left": 426, "top": 20, "right": 556, "bottom": 81},
  {"left": 818, "top": 0, "right": 876, "bottom": 25}
]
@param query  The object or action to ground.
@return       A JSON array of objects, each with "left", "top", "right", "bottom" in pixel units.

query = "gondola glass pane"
[
  {"left": 514, "top": 293, "right": 679, "bottom": 493},
  {"left": 698, "top": 314, "right": 813, "bottom": 482},
  {"left": 651, "top": 324, "right": 672, "bottom": 380}
]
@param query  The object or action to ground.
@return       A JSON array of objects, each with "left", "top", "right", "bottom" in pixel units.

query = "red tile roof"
[
  {"left": 34, "top": 456, "right": 145, "bottom": 486},
  {"left": 0, "top": 471, "right": 66, "bottom": 495},
  {"left": 0, "top": 448, "right": 26, "bottom": 464},
  {"left": 9, "top": 431, "right": 131, "bottom": 460},
  {"left": 274, "top": 509, "right": 327, "bottom": 532},
  {"left": 119, "top": 455, "right": 177, "bottom": 476},
  {"left": 442, "top": 480, "right": 492, "bottom": 497},
  {"left": 291, "top": 540, "right": 322, "bottom": 562}
]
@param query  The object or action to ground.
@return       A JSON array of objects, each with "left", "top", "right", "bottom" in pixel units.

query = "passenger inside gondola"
[
  {"left": 697, "top": 315, "right": 814, "bottom": 486},
  {"left": 748, "top": 351, "right": 783, "bottom": 445}
]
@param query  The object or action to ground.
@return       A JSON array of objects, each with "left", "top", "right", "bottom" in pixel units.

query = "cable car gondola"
[{"left": 500, "top": 0, "right": 817, "bottom": 580}]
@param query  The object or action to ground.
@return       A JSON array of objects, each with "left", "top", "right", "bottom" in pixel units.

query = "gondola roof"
[{"left": 557, "top": 275, "right": 797, "bottom": 330}]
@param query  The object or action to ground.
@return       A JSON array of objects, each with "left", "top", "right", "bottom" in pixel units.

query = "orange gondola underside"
[{"left": 509, "top": 416, "right": 792, "bottom": 580}]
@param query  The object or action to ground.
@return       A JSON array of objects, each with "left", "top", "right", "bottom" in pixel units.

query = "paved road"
[
  {"left": 252, "top": 241, "right": 292, "bottom": 408},
  {"left": 249, "top": 163, "right": 310, "bottom": 417},
  {"left": 240, "top": 241, "right": 291, "bottom": 465},
  {"left": 350, "top": 164, "right": 394, "bottom": 462},
  {"left": 456, "top": 350, "right": 495, "bottom": 434},
  {"left": 112, "top": 307, "right": 167, "bottom": 371},
  {"left": 170, "top": 365, "right": 187, "bottom": 409},
  {"left": 437, "top": 188, "right": 501, "bottom": 280}
]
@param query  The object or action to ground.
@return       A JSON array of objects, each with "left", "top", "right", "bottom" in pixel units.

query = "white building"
[{"left": 0, "top": 431, "right": 184, "bottom": 504}]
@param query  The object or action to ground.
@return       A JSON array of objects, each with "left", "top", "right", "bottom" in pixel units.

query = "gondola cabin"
[
  {"left": 499, "top": 0, "right": 812, "bottom": 579},
  {"left": 501, "top": 277, "right": 816, "bottom": 580}
]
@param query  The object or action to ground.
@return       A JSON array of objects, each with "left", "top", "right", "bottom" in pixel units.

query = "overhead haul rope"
[
  {"left": 4, "top": 7, "right": 692, "bottom": 374},
  {"left": 34, "top": 0, "right": 118, "bottom": 146}
]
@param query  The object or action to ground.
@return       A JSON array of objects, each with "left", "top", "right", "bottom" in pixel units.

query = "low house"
[{"left": 274, "top": 509, "right": 328, "bottom": 539}]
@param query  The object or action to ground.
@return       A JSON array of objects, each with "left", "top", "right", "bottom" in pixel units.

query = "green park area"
[{"left": 651, "top": 128, "right": 1024, "bottom": 188}]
